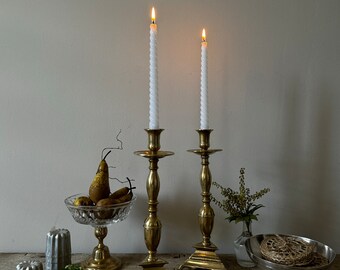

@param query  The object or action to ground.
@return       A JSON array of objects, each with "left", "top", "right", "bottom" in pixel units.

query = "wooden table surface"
[{"left": 2, "top": 253, "right": 339, "bottom": 270}]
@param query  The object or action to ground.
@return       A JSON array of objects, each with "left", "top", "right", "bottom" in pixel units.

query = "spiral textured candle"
[
  {"left": 200, "top": 29, "right": 208, "bottom": 130},
  {"left": 149, "top": 8, "right": 159, "bottom": 130}
]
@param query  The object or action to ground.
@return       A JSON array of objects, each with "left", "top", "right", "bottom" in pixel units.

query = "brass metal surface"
[
  {"left": 82, "top": 227, "right": 122, "bottom": 270},
  {"left": 134, "top": 150, "right": 174, "bottom": 159},
  {"left": 179, "top": 249, "right": 227, "bottom": 270},
  {"left": 134, "top": 129, "right": 174, "bottom": 269},
  {"left": 179, "top": 129, "right": 226, "bottom": 270}
]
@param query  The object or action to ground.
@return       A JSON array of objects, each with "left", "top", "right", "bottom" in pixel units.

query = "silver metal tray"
[{"left": 245, "top": 234, "right": 336, "bottom": 270}]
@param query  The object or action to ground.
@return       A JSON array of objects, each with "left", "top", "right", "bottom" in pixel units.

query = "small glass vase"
[{"left": 233, "top": 221, "right": 256, "bottom": 267}]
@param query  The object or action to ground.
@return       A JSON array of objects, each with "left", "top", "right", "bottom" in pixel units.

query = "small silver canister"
[
  {"left": 16, "top": 260, "right": 43, "bottom": 270},
  {"left": 45, "top": 228, "right": 71, "bottom": 270}
]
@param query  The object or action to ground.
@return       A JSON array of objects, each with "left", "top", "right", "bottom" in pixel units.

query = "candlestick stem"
[
  {"left": 178, "top": 129, "right": 226, "bottom": 270},
  {"left": 135, "top": 129, "right": 174, "bottom": 268}
]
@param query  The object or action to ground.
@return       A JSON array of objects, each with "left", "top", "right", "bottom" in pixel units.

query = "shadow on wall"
[
  {"left": 308, "top": 82, "right": 336, "bottom": 244},
  {"left": 277, "top": 78, "right": 335, "bottom": 244},
  {"left": 125, "top": 175, "right": 201, "bottom": 253},
  {"left": 159, "top": 173, "right": 201, "bottom": 253}
]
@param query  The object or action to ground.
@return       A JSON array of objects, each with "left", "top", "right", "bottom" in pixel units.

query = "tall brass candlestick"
[
  {"left": 135, "top": 129, "right": 174, "bottom": 268},
  {"left": 179, "top": 129, "right": 226, "bottom": 270}
]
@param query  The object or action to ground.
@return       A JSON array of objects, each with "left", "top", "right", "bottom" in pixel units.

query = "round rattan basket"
[{"left": 245, "top": 234, "right": 335, "bottom": 270}]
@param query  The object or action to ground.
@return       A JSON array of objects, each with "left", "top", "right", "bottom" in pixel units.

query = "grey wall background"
[{"left": 1, "top": 0, "right": 340, "bottom": 254}]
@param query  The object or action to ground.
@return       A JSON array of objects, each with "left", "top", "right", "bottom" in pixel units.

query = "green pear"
[{"left": 89, "top": 151, "right": 111, "bottom": 204}]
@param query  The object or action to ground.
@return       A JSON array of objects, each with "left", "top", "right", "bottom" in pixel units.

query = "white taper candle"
[
  {"left": 149, "top": 7, "right": 159, "bottom": 129},
  {"left": 200, "top": 28, "right": 208, "bottom": 130}
]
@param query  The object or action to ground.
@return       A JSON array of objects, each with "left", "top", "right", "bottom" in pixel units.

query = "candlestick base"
[
  {"left": 139, "top": 257, "right": 168, "bottom": 269},
  {"left": 178, "top": 247, "right": 226, "bottom": 270}
]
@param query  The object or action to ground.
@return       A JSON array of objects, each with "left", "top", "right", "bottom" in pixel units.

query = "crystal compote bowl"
[{"left": 65, "top": 193, "right": 136, "bottom": 270}]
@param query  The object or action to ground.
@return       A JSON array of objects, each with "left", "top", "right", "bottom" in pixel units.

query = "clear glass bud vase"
[{"left": 233, "top": 221, "right": 256, "bottom": 267}]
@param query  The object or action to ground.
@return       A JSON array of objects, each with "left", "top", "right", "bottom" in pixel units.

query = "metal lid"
[{"left": 16, "top": 260, "right": 43, "bottom": 270}]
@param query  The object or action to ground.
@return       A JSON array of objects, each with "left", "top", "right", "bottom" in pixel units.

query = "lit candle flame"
[
  {"left": 151, "top": 7, "right": 156, "bottom": 24},
  {"left": 202, "top": 28, "right": 206, "bottom": 42}
]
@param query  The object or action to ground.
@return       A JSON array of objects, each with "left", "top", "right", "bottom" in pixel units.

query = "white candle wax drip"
[
  {"left": 200, "top": 39, "right": 208, "bottom": 130},
  {"left": 149, "top": 23, "right": 159, "bottom": 130}
]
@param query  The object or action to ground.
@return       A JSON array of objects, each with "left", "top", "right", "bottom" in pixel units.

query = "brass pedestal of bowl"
[
  {"left": 65, "top": 193, "right": 136, "bottom": 270},
  {"left": 82, "top": 227, "right": 121, "bottom": 270}
]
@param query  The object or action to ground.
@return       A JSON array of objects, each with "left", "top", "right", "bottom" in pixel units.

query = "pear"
[
  {"left": 73, "top": 196, "right": 93, "bottom": 206},
  {"left": 89, "top": 151, "right": 111, "bottom": 204},
  {"left": 95, "top": 198, "right": 116, "bottom": 219}
]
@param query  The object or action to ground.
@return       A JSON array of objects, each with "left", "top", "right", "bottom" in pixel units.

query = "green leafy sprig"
[{"left": 211, "top": 168, "right": 270, "bottom": 225}]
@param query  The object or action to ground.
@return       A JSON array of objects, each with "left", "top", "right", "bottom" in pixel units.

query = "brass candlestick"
[
  {"left": 134, "top": 129, "right": 174, "bottom": 268},
  {"left": 179, "top": 129, "right": 226, "bottom": 270}
]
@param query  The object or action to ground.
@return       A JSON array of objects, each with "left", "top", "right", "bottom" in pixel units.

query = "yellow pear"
[
  {"left": 89, "top": 151, "right": 111, "bottom": 204},
  {"left": 95, "top": 198, "right": 116, "bottom": 219},
  {"left": 73, "top": 196, "right": 93, "bottom": 206}
]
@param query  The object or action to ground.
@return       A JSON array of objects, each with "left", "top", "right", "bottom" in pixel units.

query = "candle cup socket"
[
  {"left": 198, "top": 129, "right": 213, "bottom": 150},
  {"left": 146, "top": 129, "right": 163, "bottom": 152}
]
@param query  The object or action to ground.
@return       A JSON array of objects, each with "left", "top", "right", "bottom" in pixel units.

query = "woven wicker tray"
[{"left": 245, "top": 234, "right": 335, "bottom": 270}]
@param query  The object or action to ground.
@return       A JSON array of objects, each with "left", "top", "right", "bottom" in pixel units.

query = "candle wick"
[{"left": 152, "top": 20, "right": 155, "bottom": 24}]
